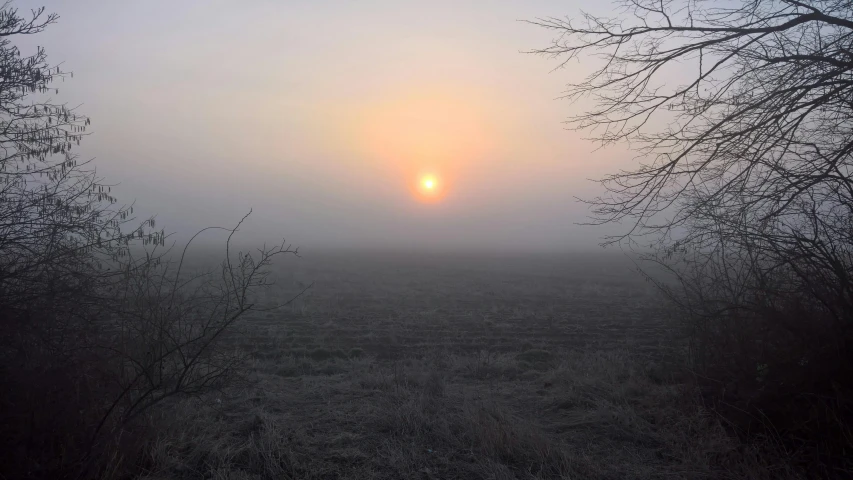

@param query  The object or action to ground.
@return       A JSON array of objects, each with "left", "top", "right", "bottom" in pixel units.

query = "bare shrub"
[
  {"left": 649, "top": 227, "right": 853, "bottom": 473},
  {"left": 2, "top": 212, "right": 305, "bottom": 479}
]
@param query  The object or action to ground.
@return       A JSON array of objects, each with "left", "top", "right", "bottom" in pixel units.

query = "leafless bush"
[{"left": 645, "top": 216, "right": 853, "bottom": 474}]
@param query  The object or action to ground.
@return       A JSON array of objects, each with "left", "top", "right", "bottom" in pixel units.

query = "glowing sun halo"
[{"left": 415, "top": 175, "right": 443, "bottom": 202}]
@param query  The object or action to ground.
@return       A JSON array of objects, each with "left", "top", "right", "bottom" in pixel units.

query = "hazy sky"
[{"left": 29, "top": 0, "right": 635, "bottom": 252}]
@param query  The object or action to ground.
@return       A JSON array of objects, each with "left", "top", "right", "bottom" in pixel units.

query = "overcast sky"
[{"left": 25, "top": 0, "right": 637, "bottom": 253}]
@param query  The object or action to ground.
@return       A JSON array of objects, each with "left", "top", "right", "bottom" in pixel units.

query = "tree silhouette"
[
  {"left": 533, "top": 0, "right": 853, "bottom": 245},
  {"left": 0, "top": 5, "right": 306, "bottom": 478},
  {"left": 534, "top": 0, "right": 853, "bottom": 473}
]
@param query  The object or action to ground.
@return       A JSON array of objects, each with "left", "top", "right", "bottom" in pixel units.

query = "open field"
[{"left": 140, "top": 252, "right": 798, "bottom": 480}]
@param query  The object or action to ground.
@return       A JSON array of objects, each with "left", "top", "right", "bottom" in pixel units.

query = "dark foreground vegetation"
[
  {"left": 2, "top": 0, "right": 853, "bottom": 478},
  {"left": 529, "top": 0, "right": 853, "bottom": 476}
]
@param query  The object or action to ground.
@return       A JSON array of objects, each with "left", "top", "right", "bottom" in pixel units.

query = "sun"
[{"left": 415, "top": 174, "right": 443, "bottom": 202}]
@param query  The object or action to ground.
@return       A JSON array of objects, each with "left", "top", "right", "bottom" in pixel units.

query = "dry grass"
[{"left": 132, "top": 252, "right": 803, "bottom": 479}]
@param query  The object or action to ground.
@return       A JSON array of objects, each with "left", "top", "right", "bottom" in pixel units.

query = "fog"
[{"left": 29, "top": 0, "right": 638, "bottom": 253}]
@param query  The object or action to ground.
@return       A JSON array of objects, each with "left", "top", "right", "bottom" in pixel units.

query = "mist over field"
[
  {"left": 3, "top": 1, "right": 852, "bottom": 479},
  {"left": 25, "top": 0, "right": 640, "bottom": 252}
]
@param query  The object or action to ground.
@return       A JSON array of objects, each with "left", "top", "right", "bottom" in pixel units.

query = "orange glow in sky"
[
  {"left": 414, "top": 173, "right": 444, "bottom": 203},
  {"left": 352, "top": 87, "right": 495, "bottom": 204},
  {"left": 47, "top": 0, "right": 630, "bottom": 250}
]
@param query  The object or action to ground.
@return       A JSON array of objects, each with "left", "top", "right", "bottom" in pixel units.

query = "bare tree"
[
  {"left": 0, "top": 5, "right": 307, "bottom": 479},
  {"left": 0, "top": 3, "right": 148, "bottom": 340},
  {"left": 531, "top": 0, "right": 853, "bottom": 245},
  {"left": 532, "top": 0, "right": 853, "bottom": 473}
]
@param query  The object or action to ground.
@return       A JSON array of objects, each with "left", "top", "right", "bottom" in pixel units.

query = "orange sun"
[{"left": 415, "top": 174, "right": 443, "bottom": 202}]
